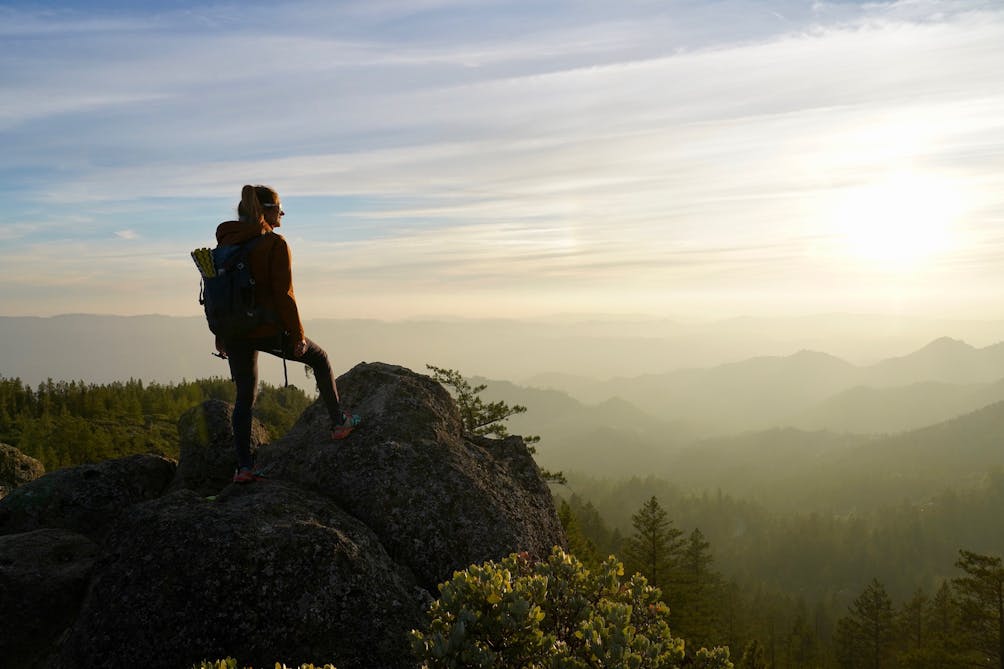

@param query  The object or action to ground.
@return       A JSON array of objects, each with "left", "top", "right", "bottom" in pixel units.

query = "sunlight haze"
[{"left": 2, "top": 0, "right": 1003, "bottom": 323}]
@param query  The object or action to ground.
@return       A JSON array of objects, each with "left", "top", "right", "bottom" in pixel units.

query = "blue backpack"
[{"left": 195, "top": 234, "right": 274, "bottom": 339}]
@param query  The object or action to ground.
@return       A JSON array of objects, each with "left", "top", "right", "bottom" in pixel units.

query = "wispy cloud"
[{"left": 2, "top": 0, "right": 1003, "bottom": 318}]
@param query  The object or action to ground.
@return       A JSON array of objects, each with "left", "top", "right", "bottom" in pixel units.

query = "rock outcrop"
[
  {"left": 0, "top": 362, "right": 565, "bottom": 669},
  {"left": 0, "top": 442, "right": 44, "bottom": 499},
  {"left": 257, "top": 362, "right": 565, "bottom": 590},
  {"left": 0, "top": 453, "right": 176, "bottom": 541},
  {"left": 171, "top": 398, "right": 270, "bottom": 496},
  {"left": 60, "top": 483, "right": 427, "bottom": 669},
  {"left": 0, "top": 528, "right": 99, "bottom": 668}
]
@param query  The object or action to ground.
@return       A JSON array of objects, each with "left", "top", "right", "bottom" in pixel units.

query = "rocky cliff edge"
[{"left": 0, "top": 362, "right": 566, "bottom": 669}]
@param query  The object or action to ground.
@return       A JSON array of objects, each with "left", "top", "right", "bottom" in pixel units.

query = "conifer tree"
[
  {"left": 557, "top": 499, "right": 600, "bottom": 568},
  {"left": 425, "top": 365, "right": 564, "bottom": 484},
  {"left": 953, "top": 549, "right": 1004, "bottom": 669},
  {"left": 895, "top": 589, "right": 935, "bottom": 668},
  {"left": 621, "top": 495, "right": 683, "bottom": 593},
  {"left": 674, "top": 527, "right": 723, "bottom": 648},
  {"left": 921, "top": 580, "right": 970, "bottom": 668},
  {"left": 788, "top": 602, "right": 821, "bottom": 669},
  {"left": 737, "top": 639, "right": 768, "bottom": 669},
  {"left": 835, "top": 578, "right": 894, "bottom": 669},
  {"left": 567, "top": 494, "right": 618, "bottom": 558},
  {"left": 425, "top": 365, "right": 531, "bottom": 439}
]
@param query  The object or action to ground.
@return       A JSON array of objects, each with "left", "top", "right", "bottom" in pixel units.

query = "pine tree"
[
  {"left": 567, "top": 494, "right": 618, "bottom": 558},
  {"left": 425, "top": 365, "right": 563, "bottom": 484},
  {"left": 557, "top": 500, "right": 600, "bottom": 568},
  {"left": 835, "top": 578, "right": 894, "bottom": 669},
  {"left": 737, "top": 639, "right": 768, "bottom": 669},
  {"left": 425, "top": 365, "right": 531, "bottom": 439},
  {"left": 897, "top": 589, "right": 928, "bottom": 647},
  {"left": 621, "top": 496, "right": 683, "bottom": 593},
  {"left": 921, "top": 580, "right": 970, "bottom": 668},
  {"left": 892, "top": 587, "right": 967, "bottom": 669},
  {"left": 788, "top": 601, "right": 821, "bottom": 669},
  {"left": 673, "top": 527, "right": 723, "bottom": 648},
  {"left": 954, "top": 549, "right": 1004, "bottom": 669}
]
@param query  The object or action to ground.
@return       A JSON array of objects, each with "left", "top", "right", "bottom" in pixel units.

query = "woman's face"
[{"left": 264, "top": 201, "right": 284, "bottom": 228}]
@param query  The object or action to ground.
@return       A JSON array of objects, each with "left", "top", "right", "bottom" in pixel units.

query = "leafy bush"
[{"left": 411, "top": 547, "right": 733, "bottom": 668}]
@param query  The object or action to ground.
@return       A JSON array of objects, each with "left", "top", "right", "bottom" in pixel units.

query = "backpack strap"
[{"left": 229, "top": 233, "right": 269, "bottom": 266}]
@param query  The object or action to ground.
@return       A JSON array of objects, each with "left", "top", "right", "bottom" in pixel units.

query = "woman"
[{"left": 215, "top": 184, "right": 358, "bottom": 484}]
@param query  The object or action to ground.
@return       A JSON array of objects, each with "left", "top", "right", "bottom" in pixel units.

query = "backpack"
[{"left": 193, "top": 234, "right": 274, "bottom": 339}]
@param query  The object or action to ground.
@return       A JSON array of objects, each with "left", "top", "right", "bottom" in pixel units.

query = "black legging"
[{"left": 225, "top": 334, "right": 342, "bottom": 470}]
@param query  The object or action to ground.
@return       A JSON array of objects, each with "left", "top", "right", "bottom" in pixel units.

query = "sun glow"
[{"left": 832, "top": 172, "right": 963, "bottom": 271}]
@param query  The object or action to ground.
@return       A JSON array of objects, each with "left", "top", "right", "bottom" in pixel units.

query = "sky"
[{"left": 2, "top": 0, "right": 1004, "bottom": 322}]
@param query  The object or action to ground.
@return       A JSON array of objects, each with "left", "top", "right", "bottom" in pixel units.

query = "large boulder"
[
  {"left": 60, "top": 482, "right": 427, "bottom": 669},
  {"left": 257, "top": 362, "right": 566, "bottom": 590},
  {"left": 171, "top": 399, "right": 270, "bottom": 496},
  {"left": 2, "top": 362, "right": 565, "bottom": 669},
  {"left": 0, "top": 528, "right": 99, "bottom": 668},
  {"left": 0, "top": 442, "right": 44, "bottom": 499},
  {"left": 0, "top": 453, "right": 176, "bottom": 540}
]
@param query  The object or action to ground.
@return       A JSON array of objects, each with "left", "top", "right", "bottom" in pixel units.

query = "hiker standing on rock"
[{"left": 214, "top": 185, "right": 359, "bottom": 483}]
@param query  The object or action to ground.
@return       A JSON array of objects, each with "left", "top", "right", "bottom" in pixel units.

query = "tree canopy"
[{"left": 0, "top": 375, "right": 312, "bottom": 470}]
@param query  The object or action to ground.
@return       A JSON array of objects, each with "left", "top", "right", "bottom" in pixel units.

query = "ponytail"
[{"left": 237, "top": 184, "right": 278, "bottom": 227}]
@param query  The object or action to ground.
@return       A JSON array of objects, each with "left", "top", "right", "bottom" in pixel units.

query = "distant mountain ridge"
[
  {"left": 498, "top": 369, "right": 1004, "bottom": 512},
  {"left": 527, "top": 336, "right": 1004, "bottom": 436},
  {"left": 6, "top": 312, "right": 1004, "bottom": 387},
  {"left": 789, "top": 378, "right": 1004, "bottom": 434},
  {"left": 662, "top": 399, "right": 1004, "bottom": 513},
  {"left": 3, "top": 314, "right": 1004, "bottom": 442},
  {"left": 867, "top": 336, "right": 1004, "bottom": 385}
]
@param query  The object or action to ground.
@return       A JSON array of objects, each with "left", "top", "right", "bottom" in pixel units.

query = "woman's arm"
[{"left": 269, "top": 236, "right": 305, "bottom": 344}]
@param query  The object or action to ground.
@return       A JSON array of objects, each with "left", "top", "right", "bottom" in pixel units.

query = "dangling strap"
[{"left": 281, "top": 331, "right": 289, "bottom": 388}]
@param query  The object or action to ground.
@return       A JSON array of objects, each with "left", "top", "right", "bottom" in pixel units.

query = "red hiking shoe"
[
  {"left": 233, "top": 467, "right": 264, "bottom": 484},
  {"left": 331, "top": 411, "right": 361, "bottom": 440}
]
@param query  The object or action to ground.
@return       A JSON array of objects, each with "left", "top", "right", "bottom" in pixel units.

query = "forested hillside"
[
  {"left": 659, "top": 400, "right": 1004, "bottom": 514},
  {"left": 423, "top": 367, "right": 1004, "bottom": 667},
  {"left": 560, "top": 480, "right": 1004, "bottom": 669},
  {"left": 0, "top": 376, "right": 313, "bottom": 470}
]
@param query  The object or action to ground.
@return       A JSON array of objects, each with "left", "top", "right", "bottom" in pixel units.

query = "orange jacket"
[{"left": 215, "top": 219, "right": 305, "bottom": 342}]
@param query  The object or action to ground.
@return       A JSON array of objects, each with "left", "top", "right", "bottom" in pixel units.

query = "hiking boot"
[
  {"left": 331, "top": 411, "right": 362, "bottom": 440},
  {"left": 233, "top": 467, "right": 263, "bottom": 484}
]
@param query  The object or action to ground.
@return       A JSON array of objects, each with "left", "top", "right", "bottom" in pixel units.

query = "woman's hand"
[
  {"left": 293, "top": 339, "right": 308, "bottom": 358},
  {"left": 214, "top": 336, "right": 228, "bottom": 359}
]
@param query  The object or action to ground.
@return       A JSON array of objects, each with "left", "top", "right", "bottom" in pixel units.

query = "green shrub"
[{"left": 411, "top": 547, "right": 733, "bottom": 668}]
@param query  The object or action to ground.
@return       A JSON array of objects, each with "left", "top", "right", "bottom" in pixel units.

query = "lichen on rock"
[{"left": 0, "top": 442, "right": 44, "bottom": 500}]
